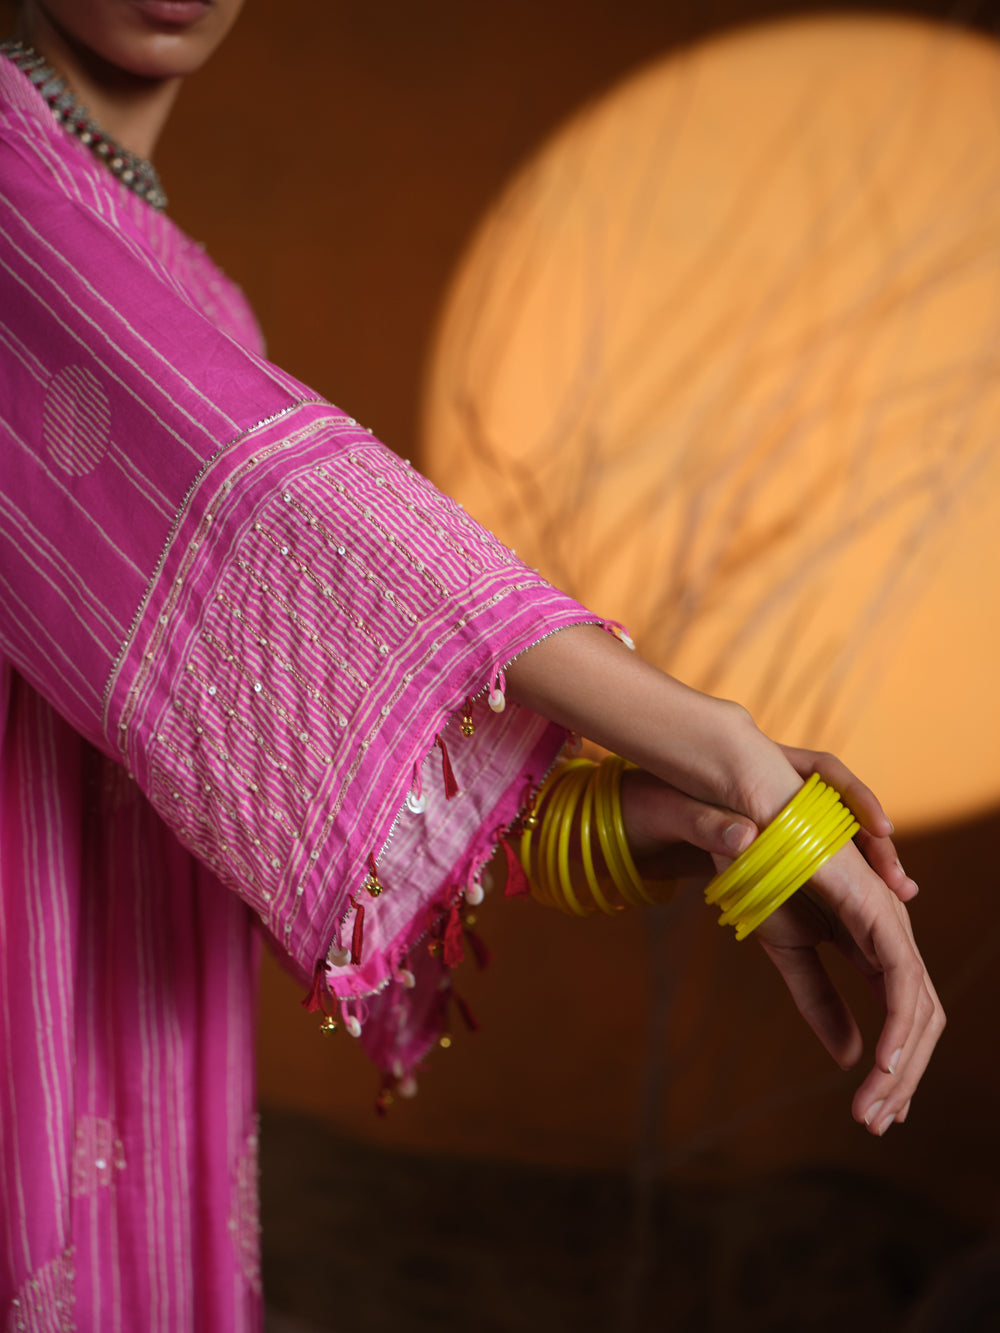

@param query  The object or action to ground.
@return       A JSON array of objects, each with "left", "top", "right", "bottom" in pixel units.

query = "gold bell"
[
  {"left": 460, "top": 697, "right": 475, "bottom": 737},
  {"left": 364, "top": 870, "right": 383, "bottom": 898},
  {"left": 319, "top": 1016, "right": 338, "bottom": 1036}
]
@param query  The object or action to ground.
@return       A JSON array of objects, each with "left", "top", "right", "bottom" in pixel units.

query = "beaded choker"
[{"left": 0, "top": 38, "right": 167, "bottom": 210}]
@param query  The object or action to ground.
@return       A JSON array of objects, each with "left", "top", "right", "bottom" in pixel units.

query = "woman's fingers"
[
  {"left": 810, "top": 844, "right": 945, "bottom": 1132},
  {"left": 853, "top": 993, "right": 942, "bottom": 1135},
  {"left": 854, "top": 827, "right": 919, "bottom": 902},
  {"left": 779, "top": 746, "right": 918, "bottom": 901},
  {"left": 851, "top": 909, "right": 944, "bottom": 1134},
  {"left": 755, "top": 841, "right": 944, "bottom": 1134},
  {"left": 779, "top": 745, "right": 893, "bottom": 835},
  {"left": 757, "top": 934, "right": 863, "bottom": 1069},
  {"left": 620, "top": 769, "right": 757, "bottom": 872}
]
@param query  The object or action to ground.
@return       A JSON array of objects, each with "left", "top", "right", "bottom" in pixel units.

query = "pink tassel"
[
  {"left": 436, "top": 733, "right": 459, "bottom": 799},
  {"left": 502, "top": 835, "right": 530, "bottom": 898},
  {"left": 351, "top": 897, "right": 365, "bottom": 965},
  {"left": 443, "top": 900, "right": 465, "bottom": 967}
]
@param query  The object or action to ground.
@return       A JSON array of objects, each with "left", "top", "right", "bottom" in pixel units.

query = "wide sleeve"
[{"left": 0, "top": 130, "right": 596, "bottom": 1079}]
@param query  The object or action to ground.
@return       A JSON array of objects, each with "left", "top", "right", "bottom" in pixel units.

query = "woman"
[{"left": 0, "top": 2, "right": 943, "bottom": 1329}]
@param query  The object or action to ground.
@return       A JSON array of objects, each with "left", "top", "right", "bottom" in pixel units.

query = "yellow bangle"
[
  {"left": 547, "top": 762, "right": 593, "bottom": 916},
  {"left": 593, "top": 757, "right": 646, "bottom": 907},
  {"left": 604, "top": 756, "right": 657, "bottom": 906},
  {"left": 705, "top": 775, "right": 859, "bottom": 939},
  {"left": 516, "top": 755, "right": 681, "bottom": 916},
  {"left": 735, "top": 809, "right": 857, "bottom": 935},
  {"left": 519, "top": 765, "right": 562, "bottom": 908},
  {"left": 715, "top": 800, "right": 849, "bottom": 924},
  {"left": 522, "top": 759, "right": 588, "bottom": 910},
  {"left": 578, "top": 767, "right": 623, "bottom": 915},
  {"left": 708, "top": 774, "right": 833, "bottom": 899}
]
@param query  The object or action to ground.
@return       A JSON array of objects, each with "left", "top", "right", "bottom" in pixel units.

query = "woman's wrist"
[
  {"left": 505, "top": 624, "right": 799, "bottom": 820},
  {"left": 723, "top": 723, "right": 804, "bottom": 827}
]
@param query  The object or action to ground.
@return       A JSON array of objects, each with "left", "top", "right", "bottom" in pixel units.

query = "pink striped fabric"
[{"left": 0, "top": 58, "right": 592, "bottom": 1331}]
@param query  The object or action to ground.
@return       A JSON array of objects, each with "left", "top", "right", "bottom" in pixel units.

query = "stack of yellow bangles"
[
  {"left": 517, "top": 762, "right": 859, "bottom": 938},
  {"left": 518, "top": 755, "right": 659, "bottom": 915},
  {"left": 703, "top": 771, "right": 859, "bottom": 938}
]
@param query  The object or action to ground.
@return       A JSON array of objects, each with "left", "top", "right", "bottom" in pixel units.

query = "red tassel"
[
  {"left": 351, "top": 898, "right": 365, "bottom": 965},
  {"left": 443, "top": 900, "right": 465, "bottom": 967},
  {"left": 463, "top": 924, "right": 492, "bottom": 970},
  {"left": 502, "top": 835, "right": 530, "bottom": 898},
  {"left": 452, "top": 990, "right": 480, "bottom": 1033},
  {"left": 301, "top": 959, "right": 328, "bottom": 1013},
  {"left": 436, "top": 733, "right": 459, "bottom": 799}
]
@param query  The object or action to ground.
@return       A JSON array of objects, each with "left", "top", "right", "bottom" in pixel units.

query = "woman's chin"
[{"left": 21, "top": 0, "right": 244, "bottom": 83}]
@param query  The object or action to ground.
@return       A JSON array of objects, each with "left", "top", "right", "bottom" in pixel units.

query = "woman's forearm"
[
  {"left": 507, "top": 623, "right": 944, "bottom": 1136},
  {"left": 505, "top": 623, "right": 800, "bottom": 821}
]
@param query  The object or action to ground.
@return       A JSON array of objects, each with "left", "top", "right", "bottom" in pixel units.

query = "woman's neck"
[{"left": 14, "top": 12, "right": 179, "bottom": 157}]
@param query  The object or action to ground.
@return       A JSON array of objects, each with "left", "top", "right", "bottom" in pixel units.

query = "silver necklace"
[{"left": 0, "top": 38, "right": 167, "bottom": 210}]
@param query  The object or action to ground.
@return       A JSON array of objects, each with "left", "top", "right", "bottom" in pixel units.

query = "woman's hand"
[
  {"left": 780, "top": 744, "right": 919, "bottom": 904},
  {"left": 754, "top": 843, "right": 943, "bottom": 1135},
  {"left": 483, "top": 767, "right": 756, "bottom": 895},
  {"left": 622, "top": 747, "right": 919, "bottom": 904},
  {"left": 506, "top": 624, "right": 945, "bottom": 1128},
  {"left": 619, "top": 760, "right": 941, "bottom": 1135},
  {"left": 619, "top": 767, "right": 755, "bottom": 877}
]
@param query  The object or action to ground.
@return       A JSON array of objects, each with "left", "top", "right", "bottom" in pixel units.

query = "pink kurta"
[{"left": 0, "top": 59, "right": 593, "bottom": 1331}]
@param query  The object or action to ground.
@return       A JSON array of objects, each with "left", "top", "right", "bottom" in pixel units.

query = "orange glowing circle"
[{"left": 423, "top": 14, "right": 1000, "bottom": 829}]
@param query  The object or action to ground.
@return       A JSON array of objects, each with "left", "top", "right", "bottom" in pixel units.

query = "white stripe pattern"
[{"left": 0, "top": 53, "right": 594, "bottom": 1333}]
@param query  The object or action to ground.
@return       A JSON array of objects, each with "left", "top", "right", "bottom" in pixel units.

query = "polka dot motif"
[{"left": 43, "top": 364, "right": 110, "bottom": 475}]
